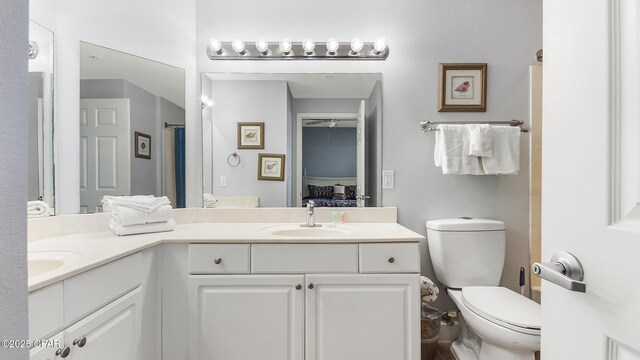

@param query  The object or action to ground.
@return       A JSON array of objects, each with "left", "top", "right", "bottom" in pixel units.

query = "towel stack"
[
  {"left": 434, "top": 124, "right": 520, "bottom": 175},
  {"left": 28, "top": 201, "right": 54, "bottom": 218},
  {"left": 102, "top": 195, "right": 175, "bottom": 236},
  {"left": 203, "top": 193, "right": 218, "bottom": 208}
]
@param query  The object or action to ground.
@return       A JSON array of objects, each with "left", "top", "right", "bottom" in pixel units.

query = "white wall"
[
  {"left": 195, "top": 0, "right": 542, "bottom": 309},
  {"left": 30, "top": 0, "right": 197, "bottom": 214},
  {"left": 0, "top": 0, "right": 29, "bottom": 357}
]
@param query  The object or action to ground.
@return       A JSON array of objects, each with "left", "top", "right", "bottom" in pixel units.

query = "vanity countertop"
[{"left": 28, "top": 222, "right": 423, "bottom": 292}]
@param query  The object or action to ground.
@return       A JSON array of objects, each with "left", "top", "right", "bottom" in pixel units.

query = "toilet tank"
[{"left": 426, "top": 218, "right": 506, "bottom": 289}]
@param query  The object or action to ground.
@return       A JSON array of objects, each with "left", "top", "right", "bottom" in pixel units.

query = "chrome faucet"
[{"left": 303, "top": 200, "right": 319, "bottom": 227}]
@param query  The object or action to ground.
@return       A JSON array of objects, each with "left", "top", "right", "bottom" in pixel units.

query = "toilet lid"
[{"left": 462, "top": 287, "right": 541, "bottom": 334}]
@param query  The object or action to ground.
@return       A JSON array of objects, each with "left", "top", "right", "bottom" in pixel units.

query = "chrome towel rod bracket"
[{"left": 420, "top": 119, "right": 529, "bottom": 133}]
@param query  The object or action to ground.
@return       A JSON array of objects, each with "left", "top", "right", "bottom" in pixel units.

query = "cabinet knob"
[
  {"left": 73, "top": 337, "right": 87, "bottom": 348},
  {"left": 308, "top": 283, "right": 314, "bottom": 289},
  {"left": 295, "top": 284, "right": 302, "bottom": 290},
  {"left": 388, "top": 257, "right": 395, "bottom": 263},
  {"left": 56, "top": 347, "right": 71, "bottom": 358},
  {"left": 213, "top": 258, "right": 222, "bottom": 264}
]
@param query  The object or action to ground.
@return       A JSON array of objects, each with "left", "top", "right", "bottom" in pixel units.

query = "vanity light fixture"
[{"left": 206, "top": 38, "right": 389, "bottom": 60}]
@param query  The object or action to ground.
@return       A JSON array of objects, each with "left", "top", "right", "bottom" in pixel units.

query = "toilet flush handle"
[{"left": 532, "top": 251, "right": 586, "bottom": 293}]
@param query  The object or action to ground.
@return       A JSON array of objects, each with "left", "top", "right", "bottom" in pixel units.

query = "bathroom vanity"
[{"left": 27, "top": 208, "right": 422, "bottom": 360}]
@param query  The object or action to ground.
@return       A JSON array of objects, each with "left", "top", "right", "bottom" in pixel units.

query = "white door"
[
  {"left": 541, "top": 0, "right": 640, "bottom": 358},
  {"left": 305, "top": 274, "right": 419, "bottom": 360},
  {"left": 79, "top": 99, "right": 130, "bottom": 213},
  {"left": 64, "top": 287, "right": 142, "bottom": 360},
  {"left": 29, "top": 332, "right": 65, "bottom": 360},
  {"left": 189, "top": 275, "right": 304, "bottom": 360},
  {"left": 356, "top": 100, "right": 366, "bottom": 207}
]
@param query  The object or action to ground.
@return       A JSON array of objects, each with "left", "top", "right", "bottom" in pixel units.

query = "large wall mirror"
[
  {"left": 28, "top": 20, "right": 55, "bottom": 216},
  {"left": 201, "top": 73, "right": 382, "bottom": 208},
  {"left": 79, "top": 42, "right": 186, "bottom": 213}
]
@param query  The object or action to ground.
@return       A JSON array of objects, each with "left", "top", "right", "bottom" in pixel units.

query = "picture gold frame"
[
  {"left": 438, "top": 63, "right": 487, "bottom": 112},
  {"left": 257, "top": 153, "right": 285, "bottom": 181},
  {"left": 237, "top": 122, "right": 265, "bottom": 149},
  {"left": 134, "top": 131, "right": 152, "bottom": 159}
]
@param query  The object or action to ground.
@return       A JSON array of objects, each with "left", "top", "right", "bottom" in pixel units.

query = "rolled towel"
[
  {"left": 481, "top": 126, "right": 521, "bottom": 175},
  {"left": 111, "top": 204, "right": 173, "bottom": 227},
  {"left": 435, "top": 124, "right": 484, "bottom": 175},
  {"left": 109, "top": 218, "right": 176, "bottom": 236},
  {"left": 466, "top": 124, "right": 493, "bottom": 157},
  {"left": 103, "top": 195, "right": 170, "bottom": 213},
  {"left": 27, "top": 201, "right": 53, "bottom": 218}
]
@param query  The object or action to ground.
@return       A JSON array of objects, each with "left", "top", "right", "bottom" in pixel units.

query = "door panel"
[{"left": 542, "top": 0, "right": 640, "bottom": 357}]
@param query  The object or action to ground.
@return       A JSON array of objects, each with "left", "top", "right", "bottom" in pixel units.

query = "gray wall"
[
  {"left": 0, "top": 0, "right": 29, "bottom": 357},
  {"left": 196, "top": 0, "right": 542, "bottom": 310},
  {"left": 209, "top": 80, "right": 289, "bottom": 207},
  {"left": 302, "top": 127, "right": 357, "bottom": 177}
]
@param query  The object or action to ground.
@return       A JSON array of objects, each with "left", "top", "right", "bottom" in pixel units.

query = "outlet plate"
[
  {"left": 382, "top": 170, "right": 395, "bottom": 189},
  {"left": 219, "top": 176, "right": 227, "bottom": 187}
]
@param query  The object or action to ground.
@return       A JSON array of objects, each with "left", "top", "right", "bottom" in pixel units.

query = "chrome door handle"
[{"left": 532, "top": 251, "right": 586, "bottom": 293}]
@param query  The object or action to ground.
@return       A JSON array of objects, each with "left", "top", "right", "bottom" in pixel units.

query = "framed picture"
[
  {"left": 237, "top": 122, "right": 265, "bottom": 149},
  {"left": 257, "top": 153, "right": 285, "bottom": 181},
  {"left": 134, "top": 131, "right": 151, "bottom": 159},
  {"left": 438, "top": 63, "right": 487, "bottom": 112}
]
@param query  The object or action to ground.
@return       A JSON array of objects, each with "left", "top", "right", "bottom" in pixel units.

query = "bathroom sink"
[
  {"left": 265, "top": 225, "right": 356, "bottom": 237},
  {"left": 28, "top": 251, "right": 79, "bottom": 277}
]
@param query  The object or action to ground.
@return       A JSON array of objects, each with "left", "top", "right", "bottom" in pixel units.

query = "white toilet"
[{"left": 426, "top": 218, "right": 541, "bottom": 360}]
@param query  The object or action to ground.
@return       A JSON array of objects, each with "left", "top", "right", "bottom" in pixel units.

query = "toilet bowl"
[
  {"left": 426, "top": 218, "right": 541, "bottom": 360},
  {"left": 448, "top": 287, "right": 540, "bottom": 360}
]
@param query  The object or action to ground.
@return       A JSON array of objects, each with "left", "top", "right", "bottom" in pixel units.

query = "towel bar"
[{"left": 420, "top": 120, "right": 529, "bottom": 133}]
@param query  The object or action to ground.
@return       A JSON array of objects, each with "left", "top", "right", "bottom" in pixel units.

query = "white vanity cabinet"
[{"left": 188, "top": 243, "right": 420, "bottom": 360}]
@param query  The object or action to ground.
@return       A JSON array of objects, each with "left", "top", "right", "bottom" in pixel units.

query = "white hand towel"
[
  {"left": 109, "top": 218, "right": 176, "bottom": 236},
  {"left": 481, "top": 126, "right": 521, "bottom": 175},
  {"left": 434, "top": 124, "right": 484, "bottom": 175},
  {"left": 203, "top": 193, "right": 218, "bottom": 208},
  {"left": 111, "top": 204, "right": 173, "bottom": 227},
  {"left": 103, "top": 195, "right": 171, "bottom": 213},
  {"left": 27, "top": 201, "right": 53, "bottom": 218},
  {"left": 466, "top": 124, "right": 494, "bottom": 157}
]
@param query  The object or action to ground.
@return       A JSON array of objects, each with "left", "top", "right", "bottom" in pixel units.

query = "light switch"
[
  {"left": 219, "top": 176, "right": 227, "bottom": 187},
  {"left": 382, "top": 170, "right": 395, "bottom": 189}
]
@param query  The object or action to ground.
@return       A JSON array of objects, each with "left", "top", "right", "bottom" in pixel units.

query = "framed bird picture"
[
  {"left": 257, "top": 153, "right": 285, "bottom": 181},
  {"left": 237, "top": 122, "right": 265, "bottom": 149},
  {"left": 438, "top": 63, "right": 487, "bottom": 112}
]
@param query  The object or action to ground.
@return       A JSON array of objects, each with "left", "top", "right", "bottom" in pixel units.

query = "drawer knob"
[
  {"left": 213, "top": 258, "right": 222, "bottom": 264},
  {"left": 295, "top": 284, "right": 302, "bottom": 290},
  {"left": 388, "top": 257, "right": 395, "bottom": 263},
  {"left": 73, "top": 337, "right": 87, "bottom": 348},
  {"left": 56, "top": 347, "right": 71, "bottom": 358},
  {"left": 308, "top": 283, "right": 315, "bottom": 289}
]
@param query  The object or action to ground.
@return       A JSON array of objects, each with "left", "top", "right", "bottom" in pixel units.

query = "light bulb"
[
  {"left": 255, "top": 38, "right": 269, "bottom": 54},
  {"left": 302, "top": 39, "right": 315, "bottom": 54},
  {"left": 279, "top": 39, "right": 292, "bottom": 55},
  {"left": 350, "top": 37, "right": 364, "bottom": 55},
  {"left": 326, "top": 38, "right": 339, "bottom": 54},
  {"left": 209, "top": 38, "right": 223, "bottom": 54},
  {"left": 373, "top": 37, "right": 387, "bottom": 54},
  {"left": 231, "top": 39, "right": 246, "bottom": 55}
]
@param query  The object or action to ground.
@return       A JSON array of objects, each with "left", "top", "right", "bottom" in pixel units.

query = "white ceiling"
[
  {"left": 204, "top": 73, "right": 381, "bottom": 99},
  {"left": 80, "top": 42, "right": 185, "bottom": 108}
]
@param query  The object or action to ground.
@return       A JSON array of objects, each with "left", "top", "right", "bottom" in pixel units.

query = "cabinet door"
[
  {"left": 30, "top": 332, "right": 65, "bottom": 360},
  {"left": 189, "top": 275, "right": 304, "bottom": 360},
  {"left": 64, "top": 286, "right": 142, "bottom": 360},
  {"left": 305, "top": 274, "right": 420, "bottom": 360}
]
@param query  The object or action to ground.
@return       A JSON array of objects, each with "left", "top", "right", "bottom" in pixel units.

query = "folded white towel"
[
  {"left": 434, "top": 124, "right": 484, "bottom": 175},
  {"left": 109, "top": 218, "right": 176, "bottom": 236},
  {"left": 102, "top": 195, "right": 171, "bottom": 213},
  {"left": 111, "top": 204, "right": 173, "bottom": 227},
  {"left": 481, "top": 126, "right": 521, "bottom": 175},
  {"left": 203, "top": 193, "right": 218, "bottom": 208},
  {"left": 466, "top": 124, "right": 494, "bottom": 157},
  {"left": 27, "top": 201, "right": 54, "bottom": 218}
]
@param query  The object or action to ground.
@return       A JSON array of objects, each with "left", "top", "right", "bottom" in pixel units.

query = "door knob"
[
  {"left": 532, "top": 251, "right": 586, "bottom": 293},
  {"left": 213, "top": 258, "right": 222, "bottom": 264},
  {"left": 388, "top": 257, "right": 395, "bottom": 263},
  {"left": 56, "top": 347, "right": 71, "bottom": 358},
  {"left": 308, "top": 283, "right": 314, "bottom": 289},
  {"left": 295, "top": 284, "right": 302, "bottom": 290}
]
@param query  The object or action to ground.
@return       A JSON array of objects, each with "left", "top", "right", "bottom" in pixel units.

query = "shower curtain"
[{"left": 174, "top": 128, "right": 186, "bottom": 208}]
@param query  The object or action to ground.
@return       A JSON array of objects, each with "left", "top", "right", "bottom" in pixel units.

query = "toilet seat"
[{"left": 462, "top": 286, "right": 541, "bottom": 336}]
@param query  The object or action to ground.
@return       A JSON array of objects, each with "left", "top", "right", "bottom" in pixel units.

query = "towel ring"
[{"left": 227, "top": 152, "right": 241, "bottom": 167}]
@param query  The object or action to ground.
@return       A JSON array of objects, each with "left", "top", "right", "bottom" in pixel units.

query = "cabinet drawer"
[
  {"left": 64, "top": 252, "right": 143, "bottom": 325},
  {"left": 252, "top": 244, "right": 358, "bottom": 273},
  {"left": 29, "top": 282, "right": 64, "bottom": 341},
  {"left": 189, "top": 244, "right": 250, "bottom": 274},
  {"left": 359, "top": 243, "right": 420, "bottom": 273}
]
